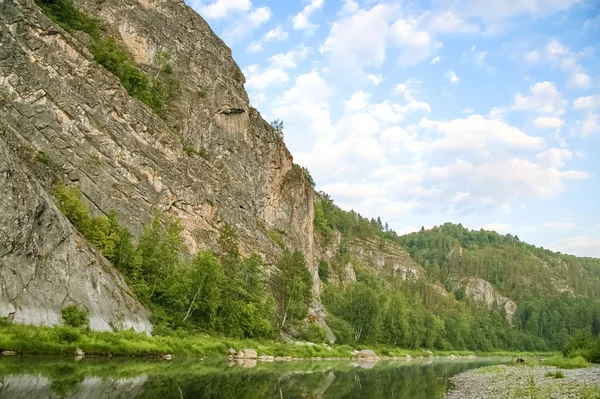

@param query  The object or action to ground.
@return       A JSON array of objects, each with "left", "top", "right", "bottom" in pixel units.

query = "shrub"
[
  {"left": 61, "top": 306, "right": 89, "bottom": 329},
  {"left": 301, "top": 323, "right": 327, "bottom": 343},
  {"left": 318, "top": 260, "right": 329, "bottom": 283},
  {"left": 34, "top": 0, "right": 100, "bottom": 38},
  {"left": 327, "top": 316, "right": 355, "bottom": 345}
]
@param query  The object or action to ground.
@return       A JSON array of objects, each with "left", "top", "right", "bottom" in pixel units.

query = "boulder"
[
  {"left": 228, "top": 348, "right": 237, "bottom": 356},
  {"left": 406, "top": 354, "right": 412, "bottom": 360},
  {"left": 2, "top": 351, "right": 17, "bottom": 356},
  {"left": 75, "top": 348, "right": 85, "bottom": 357},
  {"left": 161, "top": 354, "right": 173, "bottom": 360},
  {"left": 241, "top": 349, "right": 257, "bottom": 359},
  {"left": 356, "top": 350, "right": 379, "bottom": 359},
  {"left": 449, "top": 354, "right": 456, "bottom": 360}
]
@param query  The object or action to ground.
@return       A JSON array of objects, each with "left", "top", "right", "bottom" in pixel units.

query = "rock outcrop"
[
  {"left": 0, "top": 126, "right": 151, "bottom": 332},
  {"left": 0, "top": 0, "right": 316, "bottom": 328},
  {"left": 457, "top": 277, "right": 517, "bottom": 323}
]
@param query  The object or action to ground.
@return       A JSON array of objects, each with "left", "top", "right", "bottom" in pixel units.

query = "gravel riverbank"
[{"left": 445, "top": 364, "right": 600, "bottom": 398}]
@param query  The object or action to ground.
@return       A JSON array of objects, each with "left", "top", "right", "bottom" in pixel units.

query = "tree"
[
  {"left": 275, "top": 249, "right": 312, "bottom": 329},
  {"left": 270, "top": 119, "right": 284, "bottom": 139},
  {"left": 218, "top": 223, "right": 241, "bottom": 273}
]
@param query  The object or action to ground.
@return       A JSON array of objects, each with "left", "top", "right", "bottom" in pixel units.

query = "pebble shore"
[{"left": 445, "top": 364, "right": 600, "bottom": 398}]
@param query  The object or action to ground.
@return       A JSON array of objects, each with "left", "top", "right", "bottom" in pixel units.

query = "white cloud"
[
  {"left": 574, "top": 95, "right": 600, "bottom": 110},
  {"left": 427, "top": 11, "right": 479, "bottom": 33},
  {"left": 268, "top": 45, "right": 310, "bottom": 69},
  {"left": 220, "top": 5, "right": 271, "bottom": 43},
  {"left": 416, "top": 115, "right": 546, "bottom": 157},
  {"left": 481, "top": 222, "right": 510, "bottom": 232},
  {"left": 536, "top": 148, "right": 572, "bottom": 168},
  {"left": 445, "top": 70, "right": 460, "bottom": 83},
  {"left": 195, "top": 0, "right": 252, "bottom": 19},
  {"left": 463, "top": 108, "right": 474, "bottom": 114},
  {"left": 246, "top": 25, "right": 288, "bottom": 53},
  {"left": 320, "top": 3, "right": 396, "bottom": 73},
  {"left": 390, "top": 18, "right": 441, "bottom": 66},
  {"left": 246, "top": 42, "right": 263, "bottom": 53},
  {"left": 513, "top": 81, "right": 567, "bottom": 116},
  {"left": 272, "top": 70, "right": 335, "bottom": 143},
  {"left": 243, "top": 65, "right": 289, "bottom": 90},
  {"left": 533, "top": 116, "right": 564, "bottom": 129},
  {"left": 321, "top": 3, "right": 440, "bottom": 72},
  {"left": 461, "top": 45, "right": 488, "bottom": 69},
  {"left": 430, "top": 56, "right": 441, "bottom": 64},
  {"left": 368, "top": 74, "right": 383, "bottom": 85},
  {"left": 521, "top": 222, "right": 576, "bottom": 232},
  {"left": 526, "top": 40, "right": 592, "bottom": 90},
  {"left": 446, "top": 0, "right": 584, "bottom": 20},
  {"left": 576, "top": 112, "right": 600, "bottom": 137},
  {"left": 265, "top": 25, "right": 288, "bottom": 41},
  {"left": 292, "top": 0, "right": 324, "bottom": 32},
  {"left": 525, "top": 50, "right": 540, "bottom": 63},
  {"left": 248, "top": 6, "right": 270, "bottom": 24},
  {"left": 553, "top": 236, "right": 600, "bottom": 257},
  {"left": 569, "top": 72, "right": 591, "bottom": 89}
]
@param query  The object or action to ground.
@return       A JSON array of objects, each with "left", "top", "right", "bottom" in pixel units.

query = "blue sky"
[{"left": 185, "top": 0, "right": 600, "bottom": 257}]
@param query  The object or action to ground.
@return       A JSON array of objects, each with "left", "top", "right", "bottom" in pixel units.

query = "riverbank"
[
  {"left": 0, "top": 321, "right": 553, "bottom": 360},
  {"left": 446, "top": 361, "right": 600, "bottom": 398}
]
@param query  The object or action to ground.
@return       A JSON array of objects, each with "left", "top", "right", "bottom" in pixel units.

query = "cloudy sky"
[{"left": 185, "top": 0, "right": 600, "bottom": 258}]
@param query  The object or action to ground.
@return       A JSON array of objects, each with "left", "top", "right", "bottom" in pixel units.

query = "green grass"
[
  {"left": 0, "top": 322, "right": 357, "bottom": 358},
  {"left": 545, "top": 370, "right": 565, "bottom": 378},
  {"left": 0, "top": 321, "right": 553, "bottom": 360},
  {"left": 543, "top": 355, "right": 591, "bottom": 369}
]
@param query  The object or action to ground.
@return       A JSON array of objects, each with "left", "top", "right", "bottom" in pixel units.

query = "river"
[{"left": 0, "top": 356, "right": 504, "bottom": 398}]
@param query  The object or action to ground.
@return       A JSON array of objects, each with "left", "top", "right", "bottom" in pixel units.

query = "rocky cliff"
[{"left": 0, "top": 0, "right": 318, "bottom": 329}]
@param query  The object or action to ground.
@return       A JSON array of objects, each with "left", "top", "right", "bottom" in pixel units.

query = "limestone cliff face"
[
  {"left": 0, "top": 0, "right": 317, "bottom": 328},
  {"left": 0, "top": 127, "right": 151, "bottom": 332},
  {"left": 457, "top": 277, "right": 517, "bottom": 324}
]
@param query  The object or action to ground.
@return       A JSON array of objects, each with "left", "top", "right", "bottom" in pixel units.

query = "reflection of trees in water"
[
  {"left": 0, "top": 359, "right": 499, "bottom": 399},
  {"left": 138, "top": 360, "right": 497, "bottom": 399}
]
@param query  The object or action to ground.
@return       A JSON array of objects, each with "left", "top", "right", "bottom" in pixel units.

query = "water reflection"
[{"left": 0, "top": 356, "right": 502, "bottom": 399}]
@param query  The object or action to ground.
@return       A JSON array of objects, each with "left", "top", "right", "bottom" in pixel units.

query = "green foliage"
[
  {"left": 267, "top": 229, "right": 286, "bottom": 249},
  {"left": 35, "top": 151, "right": 53, "bottom": 165},
  {"left": 318, "top": 260, "right": 329, "bottom": 283},
  {"left": 301, "top": 166, "right": 315, "bottom": 187},
  {"left": 35, "top": 0, "right": 168, "bottom": 116},
  {"left": 53, "top": 186, "right": 277, "bottom": 340},
  {"left": 218, "top": 223, "right": 241, "bottom": 271},
  {"left": 300, "top": 323, "right": 327, "bottom": 343},
  {"left": 155, "top": 51, "right": 173, "bottom": 75},
  {"left": 61, "top": 306, "right": 89, "bottom": 329},
  {"left": 34, "top": 0, "right": 101, "bottom": 38},
  {"left": 92, "top": 38, "right": 167, "bottom": 115},
  {"left": 183, "top": 145, "right": 199, "bottom": 156},
  {"left": 326, "top": 316, "right": 355, "bottom": 345},
  {"left": 275, "top": 249, "right": 313, "bottom": 330},
  {"left": 544, "top": 355, "right": 590, "bottom": 369},
  {"left": 313, "top": 200, "right": 331, "bottom": 240},
  {"left": 270, "top": 119, "right": 284, "bottom": 139}
]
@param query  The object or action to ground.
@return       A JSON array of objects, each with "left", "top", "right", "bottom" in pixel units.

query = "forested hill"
[{"left": 315, "top": 193, "right": 600, "bottom": 351}]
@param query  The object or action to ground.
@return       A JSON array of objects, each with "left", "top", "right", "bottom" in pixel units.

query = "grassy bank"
[{"left": 0, "top": 322, "right": 555, "bottom": 359}]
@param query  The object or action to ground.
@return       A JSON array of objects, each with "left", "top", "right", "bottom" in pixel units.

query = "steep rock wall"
[
  {"left": 0, "top": 128, "right": 151, "bottom": 332},
  {"left": 0, "top": 0, "right": 318, "bottom": 327}
]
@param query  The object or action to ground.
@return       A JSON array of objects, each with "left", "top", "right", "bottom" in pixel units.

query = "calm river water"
[{"left": 0, "top": 356, "right": 504, "bottom": 398}]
